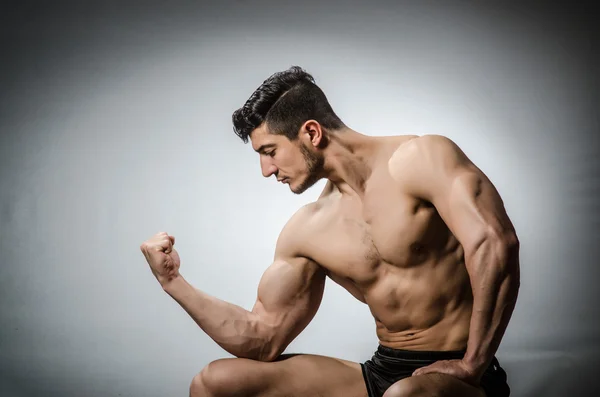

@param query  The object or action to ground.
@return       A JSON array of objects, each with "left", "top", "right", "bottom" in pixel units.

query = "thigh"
[
  {"left": 383, "top": 373, "right": 485, "bottom": 397},
  {"left": 202, "top": 353, "right": 368, "bottom": 397},
  {"left": 275, "top": 353, "right": 368, "bottom": 397}
]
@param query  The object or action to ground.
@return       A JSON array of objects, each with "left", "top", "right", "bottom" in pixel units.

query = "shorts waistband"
[{"left": 376, "top": 344, "right": 466, "bottom": 361}]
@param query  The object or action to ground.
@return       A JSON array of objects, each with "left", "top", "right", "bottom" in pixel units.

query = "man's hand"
[
  {"left": 412, "top": 359, "right": 482, "bottom": 386},
  {"left": 140, "top": 232, "right": 180, "bottom": 287}
]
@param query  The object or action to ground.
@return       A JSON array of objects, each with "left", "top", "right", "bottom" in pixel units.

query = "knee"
[
  {"left": 190, "top": 359, "right": 234, "bottom": 397},
  {"left": 190, "top": 371, "right": 207, "bottom": 397},
  {"left": 383, "top": 378, "right": 426, "bottom": 397}
]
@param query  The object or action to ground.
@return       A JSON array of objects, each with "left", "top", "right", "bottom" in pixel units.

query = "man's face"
[{"left": 250, "top": 124, "right": 324, "bottom": 194}]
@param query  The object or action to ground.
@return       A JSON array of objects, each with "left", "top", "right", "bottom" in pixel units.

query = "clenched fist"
[{"left": 140, "top": 232, "right": 181, "bottom": 287}]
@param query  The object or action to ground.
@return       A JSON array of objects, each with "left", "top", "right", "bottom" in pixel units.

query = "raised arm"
[
  {"left": 389, "top": 135, "right": 520, "bottom": 382},
  {"left": 161, "top": 207, "right": 326, "bottom": 362}
]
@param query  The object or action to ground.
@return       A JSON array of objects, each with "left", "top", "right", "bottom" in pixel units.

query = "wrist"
[
  {"left": 161, "top": 274, "right": 184, "bottom": 292},
  {"left": 462, "top": 354, "right": 487, "bottom": 374}
]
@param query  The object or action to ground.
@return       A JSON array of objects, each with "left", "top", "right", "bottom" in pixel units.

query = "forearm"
[
  {"left": 463, "top": 235, "right": 520, "bottom": 373},
  {"left": 162, "top": 275, "right": 273, "bottom": 361}
]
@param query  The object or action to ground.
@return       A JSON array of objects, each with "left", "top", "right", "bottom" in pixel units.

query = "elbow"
[
  {"left": 501, "top": 229, "right": 520, "bottom": 273},
  {"left": 259, "top": 347, "right": 282, "bottom": 363},
  {"left": 492, "top": 230, "right": 521, "bottom": 294},
  {"left": 503, "top": 229, "right": 520, "bottom": 252},
  {"left": 486, "top": 226, "right": 520, "bottom": 260},
  {"left": 254, "top": 343, "right": 283, "bottom": 362},
  {"left": 255, "top": 327, "right": 285, "bottom": 362},
  {"left": 469, "top": 226, "right": 519, "bottom": 258},
  {"left": 487, "top": 226, "right": 520, "bottom": 253},
  {"left": 231, "top": 321, "right": 282, "bottom": 362},
  {"left": 234, "top": 341, "right": 280, "bottom": 362},
  {"left": 469, "top": 228, "right": 521, "bottom": 281},
  {"left": 259, "top": 333, "right": 287, "bottom": 362},
  {"left": 464, "top": 228, "right": 520, "bottom": 303}
]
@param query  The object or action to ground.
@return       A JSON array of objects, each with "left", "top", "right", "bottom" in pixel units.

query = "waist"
[
  {"left": 375, "top": 345, "right": 466, "bottom": 362},
  {"left": 375, "top": 309, "right": 471, "bottom": 352},
  {"left": 376, "top": 344, "right": 466, "bottom": 361}
]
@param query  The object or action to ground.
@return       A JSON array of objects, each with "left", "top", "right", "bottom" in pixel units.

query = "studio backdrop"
[{"left": 1, "top": 1, "right": 597, "bottom": 396}]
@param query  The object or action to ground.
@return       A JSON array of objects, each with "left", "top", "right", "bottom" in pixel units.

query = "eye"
[{"left": 267, "top": 151, "right": 276, "bottom": 157}]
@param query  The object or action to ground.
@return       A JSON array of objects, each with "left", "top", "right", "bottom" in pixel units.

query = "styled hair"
[{"left": 232, "top": 66, "right": 345, "bottom": 143}]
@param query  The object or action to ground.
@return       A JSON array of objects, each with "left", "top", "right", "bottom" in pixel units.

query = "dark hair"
[{"left": 232, "top": 66, "right": 345, "bottom": 143}]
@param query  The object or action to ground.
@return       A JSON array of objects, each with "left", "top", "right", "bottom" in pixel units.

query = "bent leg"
[
  {"left": 382, "top": 373, "right": 485, "bottom": 397},
  {"left": 190, "top": 353, "right": 368, "bottom": 397}
]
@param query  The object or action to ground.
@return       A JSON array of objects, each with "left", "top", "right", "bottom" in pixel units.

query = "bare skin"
[{"left": 140, "top": 122, "right": 520, "bottom": 397}]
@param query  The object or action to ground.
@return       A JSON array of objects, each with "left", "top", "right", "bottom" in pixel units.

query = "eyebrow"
[{"left": 255, "top": 143, "right": 276, "bottom": 153}]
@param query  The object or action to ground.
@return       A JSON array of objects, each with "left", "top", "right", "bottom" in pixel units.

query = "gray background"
[{"left": 1, "top": 1, "right": 598, "bottom": 396}]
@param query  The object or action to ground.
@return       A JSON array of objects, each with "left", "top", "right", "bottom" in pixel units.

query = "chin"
[
  {"left": 287, "top": 181, "right": 300, "bottom": 194},
  {"left": 289, "top": 181, "right": 309, "bottom": 195}
]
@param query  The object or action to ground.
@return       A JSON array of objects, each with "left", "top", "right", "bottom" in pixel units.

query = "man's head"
[{"left": 232, "top": 66, "right": 345, "bottom": 194}]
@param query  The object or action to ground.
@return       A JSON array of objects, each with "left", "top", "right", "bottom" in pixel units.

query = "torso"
[{"left": 300, "top": 135, "right": 473, "bottom": 351}]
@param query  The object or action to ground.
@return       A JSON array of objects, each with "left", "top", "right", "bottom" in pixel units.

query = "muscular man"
[{"left": 140, "top": 66, "right": 520, "bottom": 397}]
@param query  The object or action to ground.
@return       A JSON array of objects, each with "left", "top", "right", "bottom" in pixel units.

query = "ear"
[{"left": 300, "top": 120, "right": 323, "bottom": 147}]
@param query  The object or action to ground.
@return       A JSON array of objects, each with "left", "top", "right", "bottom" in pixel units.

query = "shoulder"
[
  {"left": 274, "top": 202, "right": 320, "bottom": 259},
  {"left": 388, "top": 134, "right": 469, "bottom": 178},
  {"left": 390, "top": 134, "right": 462, "bottom": 160}
]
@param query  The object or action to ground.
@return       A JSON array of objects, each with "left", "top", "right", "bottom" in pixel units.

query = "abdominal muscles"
[{"left": 363, "top": 256, "right": 474, "bottom": 351}]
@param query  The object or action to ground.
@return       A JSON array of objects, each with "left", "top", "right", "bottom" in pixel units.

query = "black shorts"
[{"left": 360, "top": 345, "right": 510, "bottom": 397}]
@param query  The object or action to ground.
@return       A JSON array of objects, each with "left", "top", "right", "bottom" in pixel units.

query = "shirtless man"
[{"left": 140, "top": 66, "right": 520, "bottom": 397}]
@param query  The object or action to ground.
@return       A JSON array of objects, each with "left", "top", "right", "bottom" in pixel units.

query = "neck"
[{"left": 321, "top": 128, "right": 378, "bottom": 197}]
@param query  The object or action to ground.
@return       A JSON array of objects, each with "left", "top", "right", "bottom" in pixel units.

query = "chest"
[
  {"left": 308, "top": 176, "right": 449, "bottom": 285},
  {"left": 362, "top": 175, "right": 442, "bottom": 263}
]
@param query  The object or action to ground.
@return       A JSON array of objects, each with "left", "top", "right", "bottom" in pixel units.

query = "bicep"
[{"left": 251, "top": 256, "right": 326, "bottom": 354}]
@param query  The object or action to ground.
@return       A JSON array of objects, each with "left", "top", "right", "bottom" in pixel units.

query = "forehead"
[{"left": 250, "top": 124, "right": 278, "bottom": 151}]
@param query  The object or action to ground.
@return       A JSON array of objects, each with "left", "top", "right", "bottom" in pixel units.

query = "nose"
[{"left": 260, "top": 156, "right": 278, "bottom": 178}]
